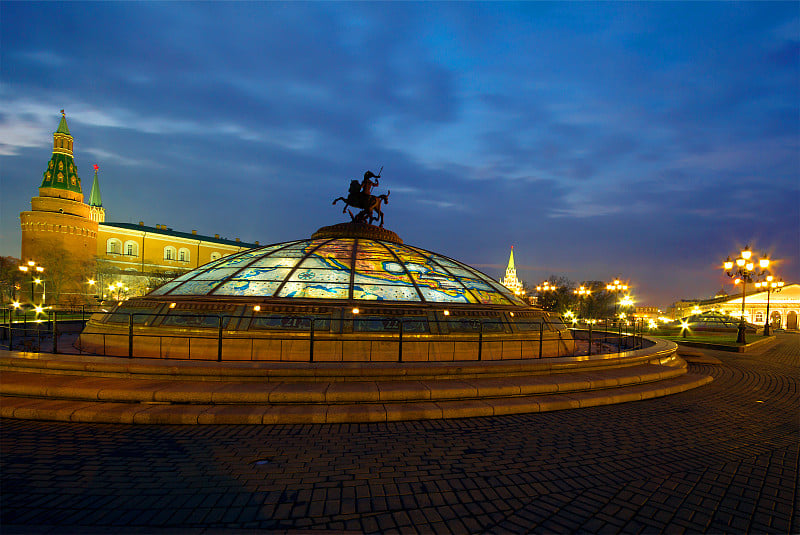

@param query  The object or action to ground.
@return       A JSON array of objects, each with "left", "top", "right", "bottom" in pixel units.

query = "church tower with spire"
[
  {"left": 501, "top": 246, "right": 525, "bottom": 296},
  {"left": 20, "top": 110, "right": 99, "bottom": 273},
  {"left": 88, "top": 164, "right": 105, "bottom": 223}
]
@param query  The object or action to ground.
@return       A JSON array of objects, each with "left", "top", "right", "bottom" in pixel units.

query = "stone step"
[
  {"left": 0, "top": 373, "right": 712, "bottom": 424},
  {"left": 0, "top": 360, "right": 687, "bottom": 405},
  {"left": 0, "top": 340, "right": 678, "bottom": 382}
]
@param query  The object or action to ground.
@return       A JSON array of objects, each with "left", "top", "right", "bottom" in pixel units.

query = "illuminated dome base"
[{"left": 79, "top": 223, "right": 573, "bottom": 361}]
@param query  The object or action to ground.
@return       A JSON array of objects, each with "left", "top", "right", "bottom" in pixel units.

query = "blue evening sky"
[{"left": 1, "top": 2, "right": 797, "bottom": 308}]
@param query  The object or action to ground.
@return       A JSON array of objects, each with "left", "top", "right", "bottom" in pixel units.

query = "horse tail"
[{"left": 380, "top": 191, "right": 390, "bottom": 204}]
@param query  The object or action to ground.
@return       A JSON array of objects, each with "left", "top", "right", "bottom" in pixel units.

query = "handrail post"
[
  {"left": 640, "top": 320, "right": 644, "bottom": 349},
  {"left": 309, "top": 317, "right": 315, "bottom": 362},
  {"left": 477, "top": 321, "right": 482, "bottom": 361},
  {"left": 52, "top": 311, "right": 58, "bottom": 354},
  {"left": 539, "top": 321, "right": 543, "bottom": 359},
  {"left": 9, "top": 309, "right": 13, "bottom": 349},
  {"left": 398, "top": 320, "right": 403, "bottom": 362},
  {"left": 588, "top": 321, "right": 592, "bottom": 356},
  {"left": 617, "top": 321, "right": 621, "bottom": 353},
  {"left": 217, "top": 315, "right": 224, "bottom": 362},
  {"left": 128, "top": 313, "right": 134, "bottom": 358}
]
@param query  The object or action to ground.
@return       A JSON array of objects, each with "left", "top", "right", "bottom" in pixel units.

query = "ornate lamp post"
[
  {"left": 534, "top": 281, "right": 557, "bottom": 310},
  {"left": 573, "top": 285, "right": 591, "bottom": 319},
  {"left": 108, "top": 281, "right": 128, "bottom": 301},
  {"left": 18, "top": 261, "right": 44, "bottom": 305},
  {"left": 754, "top": 276, "right": 784, "bottom": 336},
  {"left": 535, "top": 280, "right": 558, "bottom": 311},
  {"left": 34, "top": 277, "right": 45, "bottom": 305},
  {"left": 723, "top": 246, "right": 770, "bottom": 344},
  {"left": 606, "top": 279, "right": 628, "bottom": 322},
  {"left": 619, "top": 295, "right": 634, "bottom": 325}
]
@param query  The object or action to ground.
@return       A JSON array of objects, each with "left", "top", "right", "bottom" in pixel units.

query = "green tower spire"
[
  {"left": 39, "top": 110, "right": 82, "bottom": 195},
  {"left": 89, "top": 164, "right": 102, "bottom": 207},
  {"left": 56, "top": 110, "right": 71, "bottom": 135}
]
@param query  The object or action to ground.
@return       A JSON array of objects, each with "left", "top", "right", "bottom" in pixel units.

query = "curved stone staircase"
[{"left": 0, "top": 338, "right": 712, "bottom": 424}]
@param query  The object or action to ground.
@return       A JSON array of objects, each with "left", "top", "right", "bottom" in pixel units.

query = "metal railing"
[{"left": 1, "top": 308, "right": 649, "bottom": 362}]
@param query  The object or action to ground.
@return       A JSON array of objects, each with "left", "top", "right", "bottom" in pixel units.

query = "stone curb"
[
  {"left": 674, "top": 335, "right": 777, "bottom": 353},
  {"left": 0, "top": 361, "right": 687, "bottom": 405},
  {"left": 0, "top": 373, "right": 712, "bottom": 424},
  {"left": 0, "top": 338, "right": 678, "bottom": 381},
  {"left": 0, "top": 337, "right": 714, "bottom": 425}
]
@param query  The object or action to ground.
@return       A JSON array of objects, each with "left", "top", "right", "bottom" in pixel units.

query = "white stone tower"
[{"left": 501, "top": 246, "right": 524, "bottom": 296}]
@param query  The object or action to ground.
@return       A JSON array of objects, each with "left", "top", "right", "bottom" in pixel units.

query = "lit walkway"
[{"left": 1, "top": 334, "right": 797, "bottom": 533}]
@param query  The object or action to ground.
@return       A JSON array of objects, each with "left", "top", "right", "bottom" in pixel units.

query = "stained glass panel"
[
  {"left": 277, "top": 281, "right": 350, "bottom": 299},
  {"left": 212, "top": 280, "right": 283, "bottom": 296},
  {"left": 352, "top": 284, "right": 421, "bottom": 301},
  {"left": 288, "top": 268, "right": 350, "bottom": 284},
  {"left": 169, "top": 280, "right": 224, "bottom": 296},
  {"left": 418, "top": 286, "right": 474, "bottom": 303},
  {"left": 150, "top": 280, "right": 184, "bottom": 296},
  {"left": 231, "top": 267, "right": 294, "bottom": 281},
  {"left": 190, "top": 268, "right": 243, "bottom": 280}
]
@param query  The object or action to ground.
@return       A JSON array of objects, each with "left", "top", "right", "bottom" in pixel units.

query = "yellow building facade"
[
  {"left": 669, "top": 284, "right": 800, "bottom": 331},
  {"left": 19, "top": 112, "right": 258, "bottom": 304}
]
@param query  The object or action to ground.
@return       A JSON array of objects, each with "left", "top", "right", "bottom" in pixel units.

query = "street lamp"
[
  {"left": 108, "top": 281, "right": 128, "bottom": 301},
  {"left": 754, "top": 275, "right": 784, "bottom": 336},
  {"left": 573, "top": 285, "right": 591, "bottom": 319},
  {"left": 723, "top": 245, "right": 770, "bottom": 344},
  {"left": 34, "top": 277, "right": 45, "bottom": 305},
  {"left": 606, "top": 278, "right": 628, "bottom": 321},
  {"left": 18, "top": 261, "right": 45, "bottom": 305},
  {"left": 535, "top": 281, "right": 557, "bottom": 309}
]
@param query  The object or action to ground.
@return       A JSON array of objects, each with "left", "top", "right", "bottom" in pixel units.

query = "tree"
[
  {"left": 146, "top": 269, "right": 183, "bottom": 294},
  {"left": 526, "top": 276, "right": 577, "bottom": 314},
  {"left": 577, "top": 281, "right": 615, "bottom": 319},
  {"left": 0, "top": 256, "right": 23, "bottom": 304},
  {"left": 35, "top": 241, "right": 96, "bottom": 305}
]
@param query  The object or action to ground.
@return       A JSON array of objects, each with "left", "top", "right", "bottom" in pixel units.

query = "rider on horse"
[{"left": 332, "top": 168, "right": 390, "bottom": 227}]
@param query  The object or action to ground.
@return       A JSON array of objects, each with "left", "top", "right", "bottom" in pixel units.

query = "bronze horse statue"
[{"left": 332, "top": 170, "right": 390, "bottom": 227}]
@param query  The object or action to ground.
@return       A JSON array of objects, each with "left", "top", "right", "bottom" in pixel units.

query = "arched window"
[
  {"left": 106, "top": 238, "right": 123, "bottom": 254},
  {"left": 124, "top": 241, "right": 138, "bottom": 257},
  {"left": 178, "top": 248, "right": 190, "bottom": 262},
  {"left": 164, "top": 246, "right": 177, "bottom": 261},
  {"left": 210, "top": 252, "right": 221, "bottom": 261}
]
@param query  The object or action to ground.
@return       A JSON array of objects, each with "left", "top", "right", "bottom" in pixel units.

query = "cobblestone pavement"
[{"left": 1, "top": 334, "right": 797, "bottom": 534}]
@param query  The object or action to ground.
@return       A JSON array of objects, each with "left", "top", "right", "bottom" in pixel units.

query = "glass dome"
[{"left": 151, "top": 237, "right": 527, "bottom": 306}]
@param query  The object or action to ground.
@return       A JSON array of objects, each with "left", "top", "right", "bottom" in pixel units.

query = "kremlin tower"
[
  {"left": 501, "top": 246, "right": 525, "bottom": 297},
  {"left": 18, "top": 110, "right": 257, "bottom": 304},
  {"left": 88, "top": 164, "right": 105, "bottom": 223},
  {"left": 19, "top": 111, "right": 99, "bottom": 268}
]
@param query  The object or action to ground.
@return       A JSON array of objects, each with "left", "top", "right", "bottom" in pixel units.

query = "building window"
[
  {"left": 164, "top": 246, "right": 176, "bottom": 261},
  {"left": 124, "top": 241, "right": 138, "bottom": 257},
  {"left": 178, "top": 248, "right": 190, "bottom": 263},
  {"left": 106, "top": 238, "right": 122, "bottom": 254},
  {"left": 755, "top": 312, "right": 763, "bottom": 323}
]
